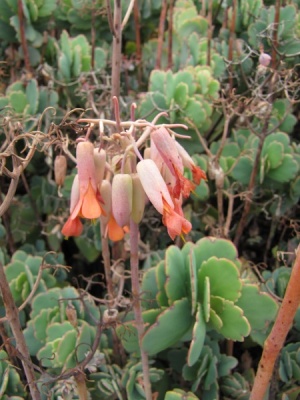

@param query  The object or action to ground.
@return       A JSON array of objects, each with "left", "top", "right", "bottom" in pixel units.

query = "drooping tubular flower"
[
  {"left": 100, "top": 180, "right": 126, "bottom": 242},
  {"left": 151, "top": 127, "right": 196, "bottom": 199},
  {"left": 175, "top": 141, "right": 207, "bottom": 185},
  {"left": 61, "top": 175, "right": 83, "bottom": 237},
  {"left": 61, "top": 141, "right": 104, "bottom": 237},
  {"left": 136, "top": 159, "right": 192, "bottom": 240}
]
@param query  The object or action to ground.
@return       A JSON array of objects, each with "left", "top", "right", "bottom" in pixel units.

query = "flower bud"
[
  {"left": 54, "top": 155, "right": 67, "bottom": 187},
  {"left": 131, "top": 174, "right": 146, "bottom": 224},
  {"left": 259, "top": 52, "right": 271, "bottom": 67},
  {"left": 112, "top": 174, "right": 133, "bottom": 227}
]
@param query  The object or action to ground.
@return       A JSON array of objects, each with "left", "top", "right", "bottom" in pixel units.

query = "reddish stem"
[
  {"left": 271, "top": 0, "right": 281, "bottom": 69},
  {"left": 250, "top": 247, "right": 300, "bottom": 400},
  {"left": 228, "top": 0, "right": 236, "bottom": 91},
  {"left": 111, "top": 0, "right": 122, "bottom": 106},
  {"left": 155, "top": 0, "right": 168, "bottom": 69},
  {"left": 167, "top": 0, "right": 174, "bottom": 70},
  {"left": 17, "top": 0, "right": 31, "bottom": 73},
  {"left": 133, "top": 0, "right": 142, "bottom": 86}
]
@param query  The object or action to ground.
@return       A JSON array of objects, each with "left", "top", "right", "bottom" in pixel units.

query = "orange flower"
[
  {"left": 100, "top": 179, "right": 127, "bottom": 242},
  {"left": 61, "top": 141, "right": 104, "bottom": 237},
  {"left": 151, "top": 127, "right": 196, "bottom": 198},
  {"left": 175, "top": 141, "right": 207, "bottom": 185},
  {"left": 162, "top": 197, "right": 192, "bottom": 240},
  {"left": 137, "top": 159, "right": 191, "bottom": 239}
]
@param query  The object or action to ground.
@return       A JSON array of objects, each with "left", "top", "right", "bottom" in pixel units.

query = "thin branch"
[
  {"left": 18, "top": 0, "right": 32, "bottom": 72},
  {"left": 0, "top": 263, "right": 41, "bottom": 399},
  {"left": 228, "top": 0, "right": 237, "bottom": 91},
  {"left": 167, "top": 0, "right": 174, "bottom": 69},
  {"left": 133, "top": 0, "right": 142, "bottom": 86},
  {"left": 111, "top": 0, "right": 122, "bottom": 108},
  {"left": 155, "top": 0, "right": 168, "bottom": 69},
  {"left": 121, "top": 0, "right": 135, "bottom": 30}
]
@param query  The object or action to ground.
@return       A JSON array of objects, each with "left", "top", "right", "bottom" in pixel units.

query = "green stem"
[{"left": 130, "top": 219, "right": 152, "bottom": 400}]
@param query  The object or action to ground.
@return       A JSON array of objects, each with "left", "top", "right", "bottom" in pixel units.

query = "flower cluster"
[{"left": 61, "top": 126, "right": 206, "bottom": 241}]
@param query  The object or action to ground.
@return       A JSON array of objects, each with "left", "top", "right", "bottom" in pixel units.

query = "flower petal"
[
  {"left": 62, "top": 216, "right": 83, "bottom": 237},
  {"left": 108, "top": 215, "right": 126, "bottom": 241},
  {"left": 136, "top": 159, "right": 174, "bottom": 214},
  {"left": 81, "top": 181, "right": 102, "bottom": 219}
]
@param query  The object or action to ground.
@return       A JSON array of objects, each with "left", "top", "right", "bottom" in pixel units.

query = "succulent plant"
[
  {"left": 0, "top": 350, "right": 26, "bottom": 399},
  {"left": 117, "top": 237, "right": 278, "bottom": 373},
  {"left": 279, "top": 342, "right": 300, "bottom": 384},
  {"left": 142, "top": 0, "right": 225, "bottom": 77},
  {"left": 0, "top": 79, "right": 58, "bottom": 130},
  {"left": 23, "top": 286, "right": 102, "bottom": 372},
  {"left": 248, "top": 4, "right": 300, "bottom": 58},
  {"left": 55, "top": 30, "right": 108, "bottom": 82},
  {"left": 219, "top": 372, "right": 251, "bottom": 400},
  {"left": 2, "top": 250, "right": 65, "bottom": 308},
  {"left": 165, "top": 388, "right": 200, "bottom": 400},
  {"left": 138, "top": 66, "right": 219, "bottom": 139},
  {"left": 0, "top": 0, "right": 57, "bottom": 65}
]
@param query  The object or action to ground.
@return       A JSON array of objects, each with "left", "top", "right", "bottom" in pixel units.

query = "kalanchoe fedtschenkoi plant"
[{"left": 60, "top": 112, "right": 207, "bottom": 242}]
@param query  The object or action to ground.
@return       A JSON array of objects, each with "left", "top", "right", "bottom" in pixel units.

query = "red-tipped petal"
[
  {"left": 162, "top": 197, "right": 192, "bottom": 240},
  {"left": 107, "top": 215, "right": 126, "bottom": 242},
  {"left": 62, "top": 216, "right": 83, "bottom": 237},
  {"left": 192, "top": 165, "right": 207, "bottom": 185}
]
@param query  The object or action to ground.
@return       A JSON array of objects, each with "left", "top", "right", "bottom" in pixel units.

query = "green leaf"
[
  {"left": 264, "top": 141, "right": 284, "bottom": 170},
  {"left": 187, "top": 304, "right": 206, "bottom": 366},
  {"left": 38, "top": 0, "right": 56, "bottom": 17},
  {"left": 9, "top": 91, "right": 27, "bottom": 113},
  {"left": 149, "top": 70, "right": 166, "bottom": 92},
  {"left": 72, "top": 44, "right": 82, "bottom": 77},
  {"left": 174, "top": 71, "right": 195, "bottom": 96},
  {"left": 94, "top": 47, "right": 107, "bottom": 70},
  {"left": 231, "top": 156, "right": 254, "bottom": 185},
  {"left": 57, "top": 330, "right": 77, "bottom": 365},
  {"left": 235, "top": 284, "right": 278, "bottom": 331},
  {"left": 174, "top": 82, "right": 189, "bottom": 108},
  {"left": 25, "top": 79, "right": 38, "bottom": 114},
  {"left": 58, "top": 53, "right": 71, "bottom": 81},
  {"left": 27, "top": 0, "right": 38, "bottom": 21},
  {"left": 203, "top": 276, "right": 210, "bottom": 322},
  {"left": 75, "top": 323, "right": 93, "bottom": 363},
  {"left": 156, "top": 261, "right": 169, "bottom": 307},
  {"left": 187, "top": 247, "right": 197, "bottom": 315},
  {"left": 267, "top": 154, "right": 299, "bottom": 182},
  {"left": 198, "top": 257, "right": 242, "bottom": 302},
  {"left": 142, "top": 298, "right": 194, "bottom": 355},
  {"left": 184, "top": 99, "right": 206, "bottom": 126},
  {"left": 141, "top": 267, "right": 159, "bottom": 310},
  {"left": 74, "top": 236, "right": 100, "bottom": 262},
  {"left": 116, "top": 323, "right": 139, "bottom": 353},
  {"left": 193, "top": 237, "right": 240, "bottom": 270},
  {"left": 210, "top": 296, "right": 250, "bottom": 340},
  {"left": 60, "top": 30, "right": 72, "bottom": 64},
  {"left": 165, "top": 246, "right": 187, "bottom": 304}
]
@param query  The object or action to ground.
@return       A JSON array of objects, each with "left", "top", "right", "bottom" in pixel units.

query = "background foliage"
[{"left": 0, "top": 0, "right": 300, "bottom": 399}]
